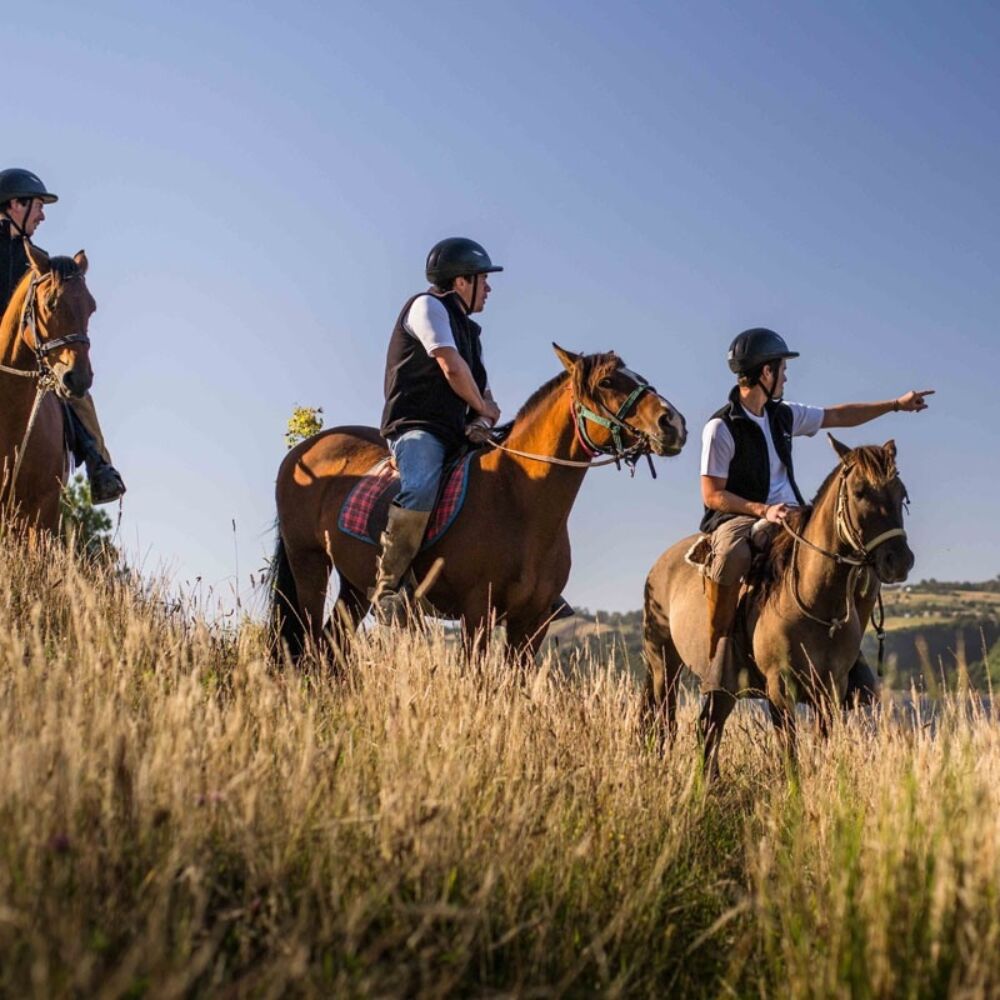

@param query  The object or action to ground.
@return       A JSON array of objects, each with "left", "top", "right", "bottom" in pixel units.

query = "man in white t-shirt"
[
  {"left": 375, "top": 237, "right": 575, "bottom": 624},
  {"left": 700, "top": 327, "right": 934, "bottom": 692}
]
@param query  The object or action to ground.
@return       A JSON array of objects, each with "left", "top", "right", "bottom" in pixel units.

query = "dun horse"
[
  {"left": 272, "top": 345, "right": 687, "bottom": 661},
  {"left": 0, "top": 245, "right": 95, "bottom": 532},
  {"left": 643, "top": 437, "right": 913, "bottom": 775}
]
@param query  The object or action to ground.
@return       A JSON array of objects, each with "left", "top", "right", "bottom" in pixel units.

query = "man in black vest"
[
  {"left": 700, "top": 327, "right": 933, "bottom": 689},
  {"left": 0, "top": 167, "right": 126, "bottom": 504},
  {"left": 373, "top": 237, "right": 504, "bottom": 619}
]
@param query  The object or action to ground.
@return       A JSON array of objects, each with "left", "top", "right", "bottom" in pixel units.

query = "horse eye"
[
  {"left": 853, "top": 486, "right": 867, "bottom": 500},
  {"left": 598, "top": 378, "right": 613, "bottom": 390}
]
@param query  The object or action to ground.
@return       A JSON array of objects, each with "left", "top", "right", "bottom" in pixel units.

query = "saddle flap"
[{"left": 338, "top": 453, "right": 472, "bottom": 550}]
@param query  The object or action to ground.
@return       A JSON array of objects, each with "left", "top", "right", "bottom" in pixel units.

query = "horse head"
[
  {"left": 553, "top": 344, "right": 687, "bottom": 457},
  {"left": 23, "top": 243, "right": 95, "bottom": 398},
  {"left": 829, "top": 435, "right": 914, "bottom": 584}
]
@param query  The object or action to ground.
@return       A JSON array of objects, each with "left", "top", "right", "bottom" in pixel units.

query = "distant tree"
[
  {"left": 285, "top": 406, "right": 324, "bottom": 449},
  {"left": 60, "top": 472, "right": 115, "bottom": 561}
]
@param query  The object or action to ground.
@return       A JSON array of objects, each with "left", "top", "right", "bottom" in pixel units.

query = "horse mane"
[
  {"left": 514, "top": 351, "right": 623, "bottom": 423},
  {"left": 755, "top": 443, "right": 899, "bottom": 604}
]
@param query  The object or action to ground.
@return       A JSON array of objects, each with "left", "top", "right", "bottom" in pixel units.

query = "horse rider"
[
  {"left": 700, "top": 327, "right": 933, "bottom": 691},
  {"left": 0, "top": 168, "right": 126, "bottom": 504},
  {"left": 374, "top": 236, "right": 574, "bottom": 622}
]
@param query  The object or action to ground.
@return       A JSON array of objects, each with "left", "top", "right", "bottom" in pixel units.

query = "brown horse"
[
  {"left": 1, "top": 245, "right": 95, "bottom": 532},
  {"left": 643, "top": 436, "right": 913, "bottom": 776},
  {"left": 271, "top": 344, "right": 687, "bottom": 662}
]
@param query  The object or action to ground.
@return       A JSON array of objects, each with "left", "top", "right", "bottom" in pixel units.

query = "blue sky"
[{"left": 10, "top": 0, "right": 999, "bottom": 611}]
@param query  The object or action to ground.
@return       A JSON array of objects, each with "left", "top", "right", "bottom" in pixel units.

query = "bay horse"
[
  {"left": 271, "top": 344, "right": 687, "bottom": 662},
  {"left": 643, "top": 436, "right": 913, "bottom": 777},
  {"left": 1, "top": 245, "right": 95, "bottom": 532}
]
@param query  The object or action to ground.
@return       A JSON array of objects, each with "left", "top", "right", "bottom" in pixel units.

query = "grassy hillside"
[{"left": 3, "top": 534, "right": 1000, "bottom": 995}]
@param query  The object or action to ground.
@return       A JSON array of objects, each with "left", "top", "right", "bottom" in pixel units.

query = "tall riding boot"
[
  {"left": 704, "top": 579, "right": 743, "bottom": 692},
  {"left": 370, "top": 505, "right": 432, "bottom": 624},
  {"left": 66, "top": 398, "right": 126, "bottom": 504}
]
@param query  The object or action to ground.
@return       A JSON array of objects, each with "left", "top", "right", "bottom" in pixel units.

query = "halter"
[
  {"left": 0, "top": 270, "right": 91, "bottom": 493},
  {"left": 781, "top": 463, "right": 908, "bottom": 670},
  {"left": 486, "top": 367, "right": 664, "bottom": 476},
  {"left": 572, "top": 368, "right": 658, "bottom": 474}
]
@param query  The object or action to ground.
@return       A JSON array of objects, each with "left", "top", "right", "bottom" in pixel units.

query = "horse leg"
[
  {"left": 642, "top": 618, "right": 681, "bottom": 754},
  {"left": 698, "top": 688, "right": 735, "bottom": 782},
  {"left": 505, "top": 615, "right": 549, "bottom": 670},
  {"left": 766, "top": 672, "right": 798, "bottom": 766},
  {"left": 286, "top": 545, "right": 332, "bottom": 657},
  {"left": 322, "top": 577, "right": 368, "bottom": 669}
]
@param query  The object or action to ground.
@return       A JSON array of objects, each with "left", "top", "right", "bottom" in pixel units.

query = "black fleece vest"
[
  {"left": 380, "top": 290, "right": 488, "bottom": 451},
  {"left": 700, "top": 386, "right": 805, "bottom": 533},
  {"left": 0, "top": 228, "right": 29, "bottom": 316}
]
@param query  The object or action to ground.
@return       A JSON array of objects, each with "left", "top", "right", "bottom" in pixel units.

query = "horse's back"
[{"left": 278, "top": 425, "right": 386, "bottom": 485}]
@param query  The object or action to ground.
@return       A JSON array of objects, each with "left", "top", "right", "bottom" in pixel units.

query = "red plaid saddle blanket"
[{"left": 337, "top": 454, "right": 473, "bottom": 549}]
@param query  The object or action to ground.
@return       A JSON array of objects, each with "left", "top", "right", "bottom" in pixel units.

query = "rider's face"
[
  {"left": 454, "top": 274, "right": 491, "bottom": 313},
  {"left": 765, "top": 359, "right": 787, "bottom": 396},
  {"left": 4, "top": 198, "right": 45, "bottom": 237}
]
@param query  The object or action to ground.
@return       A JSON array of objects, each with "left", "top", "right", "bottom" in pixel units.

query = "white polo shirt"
[{"left": 701, "top": 401, "right": 825, "bottom": 505}]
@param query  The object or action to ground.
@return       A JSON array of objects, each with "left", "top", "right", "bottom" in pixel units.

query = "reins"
[
  {"left": 485, "top": 374, "right": 660, "bottom": 477},
  {"left": 780, "top": 464, "right": 906, "bottom": 670},
  {"left": 1, "top": 272, "right": 90, "bottom": 494}
]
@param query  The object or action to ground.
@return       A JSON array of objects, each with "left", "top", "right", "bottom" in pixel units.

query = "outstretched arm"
[{"left": 822, "top": 389, "right": 934, "bottom": 428}]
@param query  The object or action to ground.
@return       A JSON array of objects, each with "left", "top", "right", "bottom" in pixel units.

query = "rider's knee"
[{"left": 711, "top": 541, "right": 751, "bottom": 586}]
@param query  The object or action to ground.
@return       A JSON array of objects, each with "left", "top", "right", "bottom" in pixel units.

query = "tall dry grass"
[{"left": 1, "top": 531, "right": 1000, "bottom": 997}]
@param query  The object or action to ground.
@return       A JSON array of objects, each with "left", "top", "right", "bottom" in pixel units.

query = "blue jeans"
[{"left": 387, "top": 429, "right": 448, "bottom": 512}]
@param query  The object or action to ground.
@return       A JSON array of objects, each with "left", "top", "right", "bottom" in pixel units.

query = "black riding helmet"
[
  {"left": 425, "top": 237, "right": 503, "bottom": 286},
  {"left": 727, "top": 327, "right": 799, "bottom": 375},
  {"left": 0, "top": 168, "right": 58, "bottom": 207}
]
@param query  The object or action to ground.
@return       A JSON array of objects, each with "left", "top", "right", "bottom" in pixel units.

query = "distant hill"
[{"left": 547, "top": 578, "right": 1000, "bottom": 691}]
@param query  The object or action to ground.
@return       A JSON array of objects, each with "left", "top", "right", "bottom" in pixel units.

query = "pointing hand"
[{"left": 895, "top": 389, "right": 935, "bottom": 413}]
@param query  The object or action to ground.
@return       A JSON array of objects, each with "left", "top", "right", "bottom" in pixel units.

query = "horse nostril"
[{"left": 658, "top": 412, "right": 674, "bottom": 433}]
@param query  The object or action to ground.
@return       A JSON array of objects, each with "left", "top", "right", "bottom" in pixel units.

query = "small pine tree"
[
  {"left": 285, "top": 406, "right": 324, "bottom": 449},
  {"left": 60, "top": 472, "right": 115, "bottom": 561}
]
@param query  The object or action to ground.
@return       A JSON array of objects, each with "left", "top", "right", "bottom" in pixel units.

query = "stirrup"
[{"left": 373, "top": 587, "right": 414, "bottom": 627}]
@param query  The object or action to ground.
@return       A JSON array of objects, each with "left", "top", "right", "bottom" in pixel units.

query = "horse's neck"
[
  {"left": 792, "top": 491, "right": 854, "bottom": 608},
  {"left": 0, "top": 278, "right": 31, "bottom": 369},
  {"left": 482, "top": 377, "right": 591, "bottom": 526},
  {"left": 0, "top": 279, "right": 41, "bottom": 433}
]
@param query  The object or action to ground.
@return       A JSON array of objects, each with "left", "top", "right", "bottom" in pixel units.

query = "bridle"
[
  {"left": 487, "top": 367, "right": 665, "bottom": 476},
  {"left": 0, "top": 270, "right": 91, "bottom": 492},
  {"left": 781, "top": 462, "right": 908, "bottom": 670},
  {"left": 572, "top": 368, "right": 660, "bottom": 474}
]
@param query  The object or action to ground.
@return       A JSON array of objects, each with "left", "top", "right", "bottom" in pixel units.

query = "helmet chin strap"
[
  {"left": 461, "top": 274, "right": 479, "bottom": 315},
  {"left": 760, "top": 362, "right": 783, "bottom": 404},
  {"left": 2, "top": 198, "right": 34, "bottom": 241}
]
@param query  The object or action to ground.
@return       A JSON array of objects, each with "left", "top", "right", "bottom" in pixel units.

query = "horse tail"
[{"left": 268, "top": 529, "right": 304, "bottom": 662}]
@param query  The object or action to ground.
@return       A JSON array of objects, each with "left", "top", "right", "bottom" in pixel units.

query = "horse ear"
[
  {"left": 552, "top": 343, "right": 582, "bottom": 373},
  {"left": 25, "top": 242, "right": 51, "bottom": 275},
  {"left": 882, "top": 439, "right": 897, "bottom": 460},
  {"left": 73, "top": 250, "right": 89, "bottom": 276},
  {"left": 827, "top": 433, "right": 852, "bottom": 463}
]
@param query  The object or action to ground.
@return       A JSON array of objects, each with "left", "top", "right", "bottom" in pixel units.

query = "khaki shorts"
[{"left": 706, "top": 515, "right": 774, "bottom": 585}]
